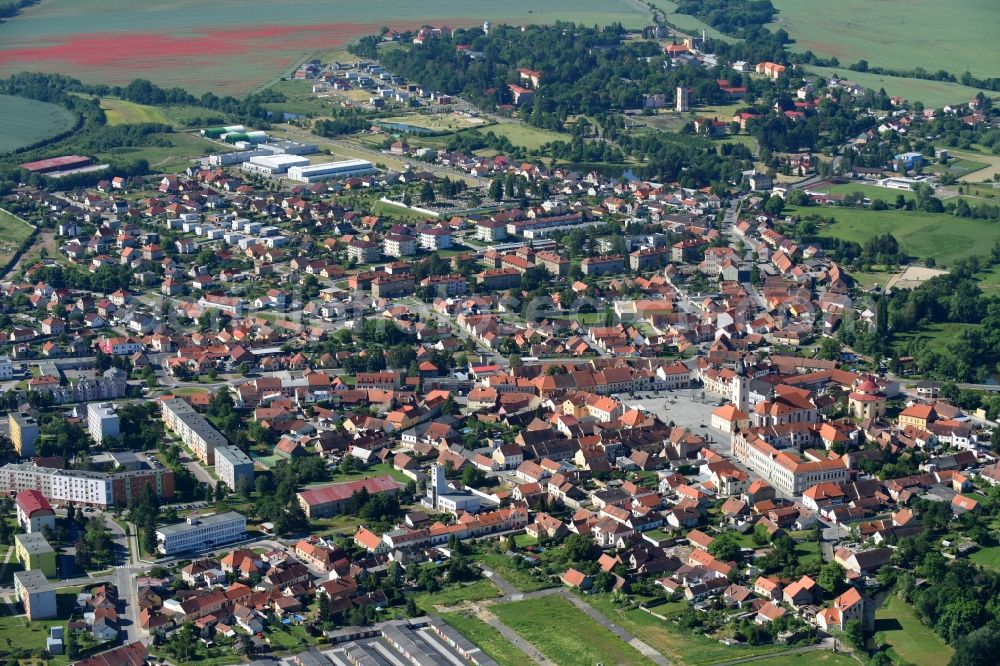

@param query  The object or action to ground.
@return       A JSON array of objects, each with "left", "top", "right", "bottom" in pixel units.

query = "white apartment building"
[
  {"left": 214, "top": 444, "right": 254, "bottom": 491},
  {"left": 87, "top": 402, "right": 120, "bottom": 444},
  {"left": 161, "top": 397, "right": 229, "bottom": 464},
  {"left": 156, "top": 512, "right": 246, "bottom": 555}
]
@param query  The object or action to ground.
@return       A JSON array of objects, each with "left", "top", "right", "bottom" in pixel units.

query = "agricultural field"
[
  {"left": 797, "top": 206, "right": 1000, "bottom": 267},
  {"left": 493, "top": 595, "right": 654, "bottom": 665},
  {"left": 0, "top": 94, "right": 77, "bottom": 153},
  {"left": 0, "top": 0, "right": 650, "bottom": 94},
  {"left": 100, "top": 98, "right": 171, "bottom": 125},
  {"left": 874, "top": 594, "right": 954, "bottom": 666},
  {"left": 773, "top": 0, "right": 999, "bottom": 80},
  {"left": 804, "top": 67, "right": 989, "bottom": 109}
]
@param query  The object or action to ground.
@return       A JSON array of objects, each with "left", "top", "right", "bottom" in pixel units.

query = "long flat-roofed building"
[
  {"left": 286, "top": 159, "right": 375, "bottom": 183},
  {"left": 0, "top": 463, "right": 174, "bottom": 508},
  {"left": 161, "top": 397, "right": 228, "bottom": 464},
  {"left": 156, "top": 512, "right": 246, "bottom": 555}
]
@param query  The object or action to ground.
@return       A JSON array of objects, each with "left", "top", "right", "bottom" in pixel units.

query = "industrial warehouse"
[{"left": 286, "top": 159, "right": 375, "bottom": 183}]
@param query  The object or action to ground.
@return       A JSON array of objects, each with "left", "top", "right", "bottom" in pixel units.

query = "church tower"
[{"left": 732, "top": 355, "right": 750, "bottom": 413}]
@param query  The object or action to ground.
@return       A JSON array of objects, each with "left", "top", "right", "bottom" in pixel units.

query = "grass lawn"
[
  {"left": 892, "top": 322, "right": 976, "bottom": 358},
  {"left": 0, "top": 94, "right": 77, "bottom": 153},
  {"left": 978, "top": 263, "right": 1000, "bottom": 294},
  {"left": 439, "top": 612, "right": 524, "bottom": 666},
  {"left": 494, "top": 595, "right": 655, "bottom": 665},
  {"left": 774, "top": 0, "right": 998, "bottom": 80},
  {"left": 477, "top": 554, "right": 555, "bottom": 593},
  {"left": 751, "top": 652, "right": 858, "bottom": 666},
  {"left": 0, "top": 590, "right": 79, "bottom": 655},
  {"left": 0, "top": 208, "right": 34, "bottom": 266},
  {"left": 322, "top": 461, "right": 413, "bottom": 485},
  {"left": 971, "top": 545, "right": 1000, "bottom": 571},
  {"left": 99, "top": 98, "right": 171, "bottom": 125},
  {"left": 265, "top": 623, "right": 316, "bottom": 652},
  {"left": 412, "top": 578, "right": 501, "bottom": 612},
  {"left": 586, "top": 595, "right": 785, "bottom": 666},
  {"left": 851, "top": 269, "right": 897, "bottom": 290},
  {"left": 370, "top": 200, "right": 437, "bottom": 221},
  {"left": 95, "top": 131, "right": 223, "bottom": 172},
  {"left": 474, "top": 122, "right": 570, "bottom": 151},
  {"left": 801, "top": 206, "right": 1000, "bottom": 267},
  {"left": 874, "top": 594, "right": 953, "bottom": 666},
  {"left": 808, "top": 182, "right": 916, "bottom": 203},
  {"left": 794, "top": 540, "right": 823, "bottom": 565}
]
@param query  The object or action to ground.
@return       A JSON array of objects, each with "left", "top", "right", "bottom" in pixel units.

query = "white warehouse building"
[
  {"left": 241, "top": 154, "right": 310, "bottom": 176},
  {"left": 286, "top": 159, "right": 375, "bottom": 183},
  {"left": 156, "top": 512, "right": 246, "bottom": 555}
]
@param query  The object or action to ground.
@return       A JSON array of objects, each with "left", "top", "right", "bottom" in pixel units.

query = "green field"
[
  {"left": 585, "top": 595, "right": 784, "bottom": 666},
  {"left": 478, "top": 554, "right": 555, "bottom": 593},
  {"left": 808, "top": 182, "right": 917, "bottom": 203},
  {"left": 100, "top": 98, "right": 171, "bottom": 125},
  {"left": 0, "top": 209, "right": 35, "bottom": 266},
  {"left": 494, "top": 595, "right": 655, "bottom": 665},
  {"left": 656, "top": 0, "right": 738, "bottom": 43},
  {"left": 803, "top": 207, "right": 1000, "bottom": 267},
  {"left": 894, "top": 322, "right": 977, "bottom": 358},
  {"left": 0, "top": 94, "right": 77, "bottom": 153},
  {"left": 751, "top": 653, "right": 857, "bottom": 666},
  {"left": 412, "top": 578, "right": 500, "bottom": 612},
  {"left": 94, "top": 131, "right": 225, "bottom": 173},
  {"left": 774, "top": 0, "right": 999, "bottom": 80},
  {"left": 970, "top": 545, "right": 1000, "bottom": 570},
  {"left": 803, "top": 67, "right": 990, "bottom": 109},
  {"left": 0, "top": 0, "right": 650, "bottom": 94},
  {"left": 440, "top": 613, "right": 524, "bottom": 666},
  {"left": 874, "top": 595, "right": 953, "bottom": 666},
  {"left": 478, "top": 122, "right": 571, "bottom": 152}
]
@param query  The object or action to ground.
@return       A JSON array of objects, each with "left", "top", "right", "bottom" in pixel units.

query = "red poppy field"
[{"left": 0, "top": 0, "right": 648, "bottom": 94}]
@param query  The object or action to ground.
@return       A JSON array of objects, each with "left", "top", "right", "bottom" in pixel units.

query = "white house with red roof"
[{"left": 16, "top": 490, "right": 56, "bottom": 534}]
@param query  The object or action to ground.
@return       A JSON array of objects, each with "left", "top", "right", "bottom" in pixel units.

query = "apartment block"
[
  {"left": 214, "top": 444, "right": 254, "bottom": 491},
  {"left": 10, "top": 412, "right": 40, "bottom": 457},
  {"left": 15, "top": 570, "right": 56, "bottom": 620},
  {"left": 161, "top": 397, "right": 229, "bottom": 464},
  {"left": 87, "top": 402, "right": 120, "bottom": 444}
]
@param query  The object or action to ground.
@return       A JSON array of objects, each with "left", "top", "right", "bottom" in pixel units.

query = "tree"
[
  {"left": 763, "top": 194, "right": 785, "bottom": 216},
  {"left": 564, "top": 533, "right": 596, "bottom": 562},
  {"left": 843, "top": 619, "right": 865, "bottom": 650},
  {"left": 489, "top": 178, "right": 504, "bottom": 201},
  {"left": 419, "top": 181, "right": 436, "bottom": 203},
  {"left": 818, "top": 562, "right": 844, "bottom": 593},
  {"left": 708, "top": 532, "right": 741, "bottom": 562},
  {"left": 949, "top": 624, "right": 1000, "bottom": 666}
]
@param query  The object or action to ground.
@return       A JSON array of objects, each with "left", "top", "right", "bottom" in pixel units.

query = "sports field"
[
  {"left": 0, "top": 94, "right": 77, "bottom": 153},
  {"left": 772, "top": 0, "right": 999, "bottom": 80},
  {"left": 802, "top": 207, "right": 1000, "bottom": 267},
  {"left": 805, "top": 67, "right": 990, "bottom": 109},
  {"left": 0, "top": 0, "right": 649, "bottom": 94}
]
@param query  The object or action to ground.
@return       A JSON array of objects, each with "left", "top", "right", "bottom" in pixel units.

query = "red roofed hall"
[{"left": 297, "top": 476, "right": 403, "bottom": 518}]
